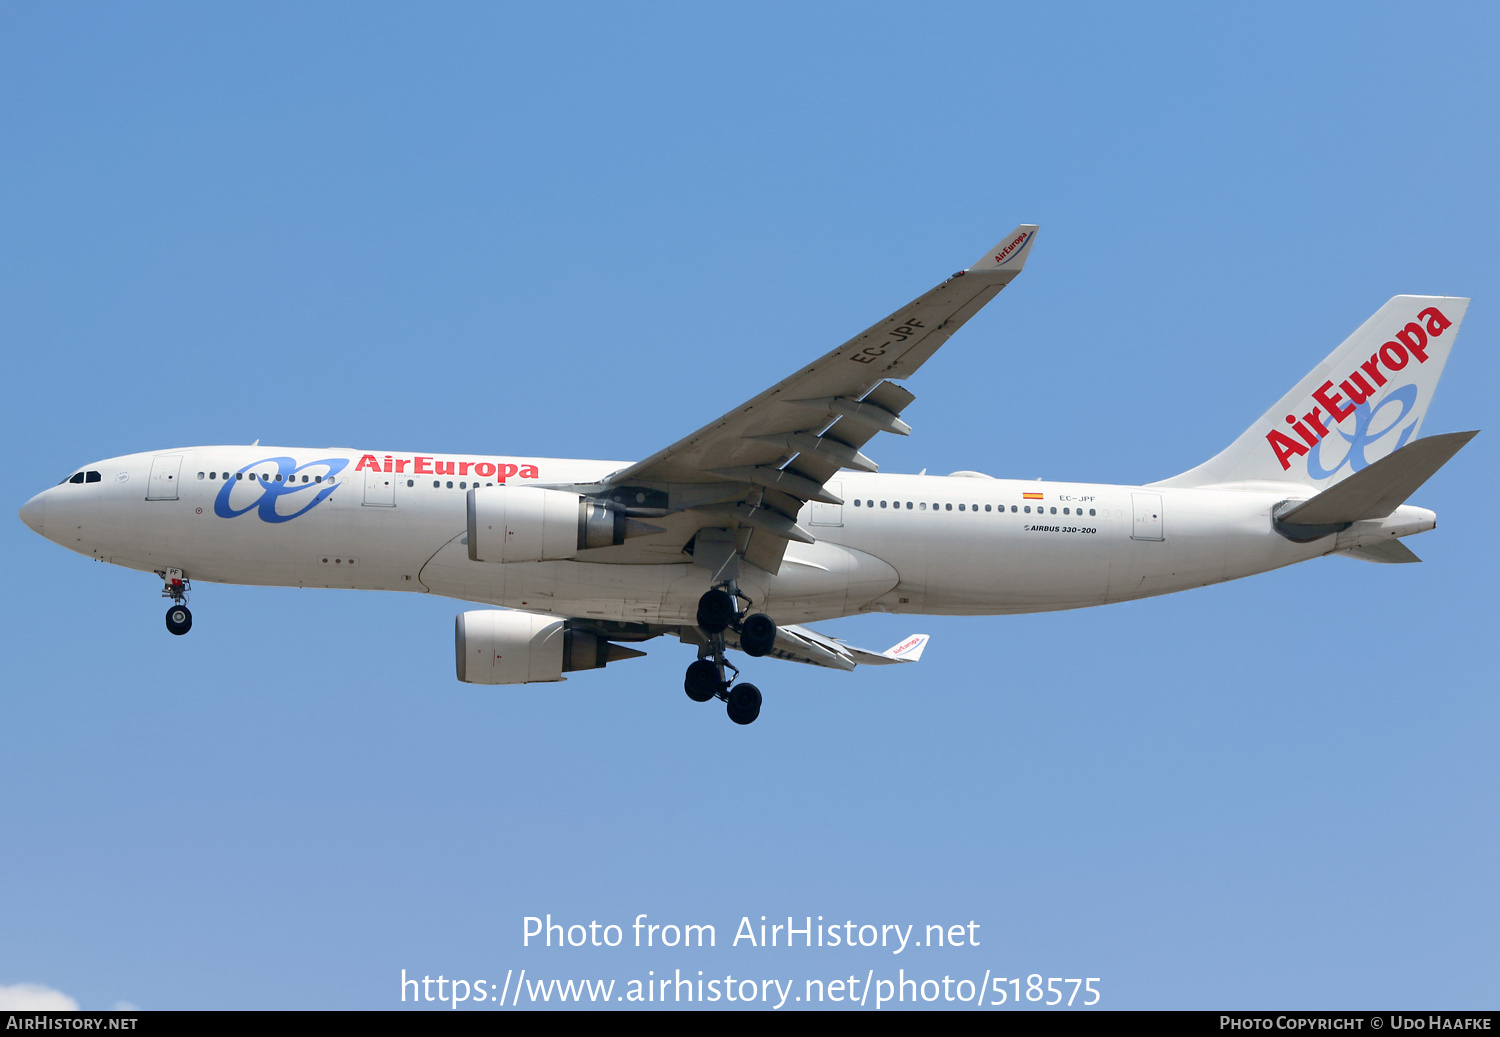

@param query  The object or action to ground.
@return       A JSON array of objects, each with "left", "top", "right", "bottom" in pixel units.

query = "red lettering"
[
  {"left": 1395, "top": 322, "right": 1429, "bottom": 362},
  {"left": 458, "top": 461, "right": 472, "bottom": 476},
  {"left": 435, "top": 461, "right": 455, "bottom": 475},
  {"left": 474, "top": 462, "right": 496, "bottom": 478},
  {"left": 1339, "top": 371, "right": 1375, "bottom": 404},
  {"left": 394, "top": 458, "right": 409, "bottom": 473},
  {"left": 1266, "top": 430, "right": 1308, "bottom": 470},
  {"left": 1379, "top": 341, "right": 1409, "bottom": 371},
  {"left": 355, "top": 454, "right": 381, "bottom": 472},
  {"left": 519, "top": 465, "right": 539, "bottom": 479},
  {"left": 1360, "top": 356, "right": 1389, "bottom": 388},
  {"left": 1418, "top": 306, "right": 1452, "bottom": 337},
  {"left": 414, "top": 456, "right": 433, "bottom": 475},
  {"left": 1312, "top": 380, "right": 1354, "bottom": 423},
  {"left": 499, "top": 464, "right": 519, "bottom": 482},
  {"left": 1302, "top": 407, "right": 1328, "bottom": 438},
  {"left": 1287, "top": 414, "right": 1320, "bottom": 449}
]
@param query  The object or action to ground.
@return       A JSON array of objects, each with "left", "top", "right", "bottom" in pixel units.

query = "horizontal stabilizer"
[
  {"left": 727, "top": 624, "right": 929, "bottom": 670},
  {"left": 1341, "top": 540, "right": 1422, "bottom": 564},
  {"left": 1278, "top": 430, "right": 1478, "bottom": 527}
]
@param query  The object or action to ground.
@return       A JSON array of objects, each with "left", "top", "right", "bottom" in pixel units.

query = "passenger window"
[
  {"left": 984, "top": 504, "right": 991, "bottom": 512},
  {"left": 1050, "top": 507, "right": 1057, "bottom": 514},
  {"left": 1024, "top": 506, "right": 1030, "bottom": 513},
  {"left": 854, "top": 499, "right": 861, "bottom": 506},
  {"left": 275, "top": 474, "right": 283, "bottom": 482},
  {"left": 315, "top": 476, "right": 323, "bottom": 483},
  {"left": 1063, "top": 507, "right": 1069, "bottom": 515},
  {"left": 236, "top": 472, "right": 243, "bottom": 480},
  {"left": 1089, "top": 508, "right": 1096, "bottom": 516},
  {"left": 1011, "top": 505, "right": 1018, "bottom": 513},
  {"left": 196, "top": 472, "right": 205, "bottom": 480},
  {"left": 905, "top": 501, "right": 913, "bottom": 509},
  {"left": 446, "top": 481, "right": 454, "bottom": 488},
  {"left": 945, "top": 503, "right": 952, "bottom": 511},
  {"left": 880, "top": 500, "right": 887, "bottom": 508},
  {"left": 407, "top": 479, "right": 414, "bottom": 487},
  {"left": 919, "top": 502, "right": 926, "bottom": 510},
  {"left": 433, "top": 481, "right": 440, "bottom": 488}
]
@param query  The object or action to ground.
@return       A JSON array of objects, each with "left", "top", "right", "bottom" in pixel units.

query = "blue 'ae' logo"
[
  {"left": 1306, "top": 384, "right": 1418, "bottom": 481},
  {"left": 214, "top": 457, "right": 349, "bottom": 523}
]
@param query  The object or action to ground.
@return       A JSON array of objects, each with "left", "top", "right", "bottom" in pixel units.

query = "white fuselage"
[{"left": 23, "top": 445, "right": 1436, "bottom": 626}]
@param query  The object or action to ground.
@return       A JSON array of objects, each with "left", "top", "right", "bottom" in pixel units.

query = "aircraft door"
[
  {"left": 363, "top": 469, "right": 395, "bottom": 507},
  {"left": 809, "top": 480, "right": 843, "bottom": 526},
  {"left": 146, "top": 454, "right": 183, "bottom": 500},
  {"left": 1131, "top": 492, "right": 1164, "bottom": 541}
]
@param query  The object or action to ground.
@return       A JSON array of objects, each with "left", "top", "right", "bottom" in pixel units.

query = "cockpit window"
[
  {"left": 85, "top": 471, "right": 101, "bottom": 483},
  {"left": 68, "top": 472, "right": 85, "bottom": 484}
]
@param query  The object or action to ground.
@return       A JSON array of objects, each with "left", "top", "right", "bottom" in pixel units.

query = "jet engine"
[
  {"left": 466, "top": 486, "right": 659, "bottom": 563},
  {"left": 455, "top": 610, "right": 646, "bottom": 685}
]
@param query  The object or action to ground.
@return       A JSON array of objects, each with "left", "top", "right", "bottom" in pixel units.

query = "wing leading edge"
[{"left": 601, "top": 226, "right": 1039, "bottom": 573}]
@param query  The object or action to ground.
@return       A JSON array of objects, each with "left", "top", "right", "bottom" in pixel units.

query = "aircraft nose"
[{"left": 18, "top": 491, "right": 46, "bottom": 536}]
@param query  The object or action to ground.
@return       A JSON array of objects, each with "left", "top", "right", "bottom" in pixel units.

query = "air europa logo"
[
  {"left": 993, "top": 232, "right": 1030, "bottom": 266},
  {"left": 890, "top": 636, "right": 924, "bottom": 657},
  {"left": 353, "top": 454, "right": 540, "bottom": 480},
  {"left": 214, "top": 457, "right": 349, "bottom": 523},
  {"left": 1265, "top": 306, "right": 1452, "bottom": 472}
]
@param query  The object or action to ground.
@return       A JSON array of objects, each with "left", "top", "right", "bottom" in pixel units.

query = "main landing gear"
[
  {"left": 160, "top": 568, "right": 193, "bottom": 636},
  {"left": 683, "top": 584, "right": 776, "bottom": 725}
]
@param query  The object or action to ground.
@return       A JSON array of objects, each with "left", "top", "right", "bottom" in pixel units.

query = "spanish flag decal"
[{"left": 1023, "top": 492, "right": 1043, "bottom": 500}]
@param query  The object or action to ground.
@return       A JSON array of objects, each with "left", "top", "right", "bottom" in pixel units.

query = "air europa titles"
[
  {"left": 353, "top": 454, "right": 540, "bottom": 480},
  {"left": 992, "top": 230, "right": 1031, "bottom": 266},
  {"left": 1265, "top": 307, "right": 1452, "bottom": 470}
]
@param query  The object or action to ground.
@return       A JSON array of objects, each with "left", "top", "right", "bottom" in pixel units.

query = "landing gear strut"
[
  {"left": 682, "top": 583, "right": 774, "bottom": 725},
  {"left": 160, "top": 568, "right": 193, "bottom": 636}
]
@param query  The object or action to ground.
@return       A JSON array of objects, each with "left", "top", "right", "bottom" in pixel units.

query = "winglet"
[
  {"left": 881, "top": 633, "right": 929, "bottom": 662},
  {"left": 968, "top": 225, "right": 1039, "bottom": 274}
]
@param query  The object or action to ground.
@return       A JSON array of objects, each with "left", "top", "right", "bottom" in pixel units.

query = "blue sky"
[{"left": 3, "top": 2, "right": 1495, "bottom": 1010}]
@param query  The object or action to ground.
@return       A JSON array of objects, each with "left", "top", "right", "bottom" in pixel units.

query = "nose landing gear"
[
  {"left": 683, "top": 584, "right": 775, "bottom": 725},
  {"left": 160, "top": 568, "right": 193, "bottom": 636},
  {"left": 165, "top": 604, "right": 193, "bottom": 636}
]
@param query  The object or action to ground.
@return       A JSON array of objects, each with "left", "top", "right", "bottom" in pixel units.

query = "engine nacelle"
[
  {"left": 467, "top": 486, "right": 648, "bottom": 563},
  {"left": 455, "top": 610, "right": 645, "bottom": 685}
]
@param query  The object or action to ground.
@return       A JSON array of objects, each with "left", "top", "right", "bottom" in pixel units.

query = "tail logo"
[
  {"left": 1265, "top": 306, "right": 1452, "bottom": 472},
  {"left": 992, "top": 232, "right": 1031, "bottom": 266},
  {"left": 1304, "top": 384, "right": 1417, "bottom": 480}
]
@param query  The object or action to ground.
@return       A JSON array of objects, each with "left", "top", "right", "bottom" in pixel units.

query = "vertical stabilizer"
[{"left": 1154, "top": 296, "right": 1469, "bottom": 490}]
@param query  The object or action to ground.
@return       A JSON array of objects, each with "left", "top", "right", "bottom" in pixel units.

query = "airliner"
[{"left": 17, "top": 227, "right": 1476, "bottom": 725}]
